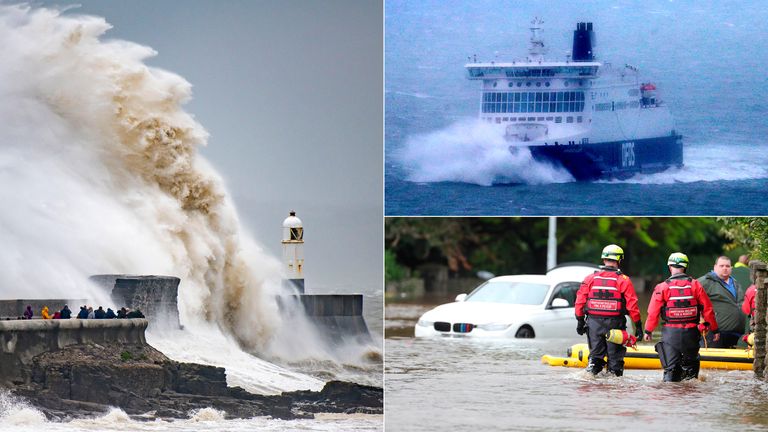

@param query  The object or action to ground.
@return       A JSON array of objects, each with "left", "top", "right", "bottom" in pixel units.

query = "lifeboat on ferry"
[
  {"left": 541, "top": 342, "right": 753, "bottom": 371},
  {"left": 640, "top": 83, "right": 658, "bottom": 107}
]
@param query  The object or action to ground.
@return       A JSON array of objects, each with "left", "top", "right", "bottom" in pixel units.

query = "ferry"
[{"left": 465, "top": 19, "right": 683, "bottom": 180}]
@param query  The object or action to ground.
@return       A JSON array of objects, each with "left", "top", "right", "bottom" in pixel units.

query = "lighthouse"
[{"left": 281, "top": 211, "right": 305, "bottom": 293}]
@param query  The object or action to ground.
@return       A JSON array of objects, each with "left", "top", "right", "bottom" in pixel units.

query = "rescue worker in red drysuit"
[
  {"left": 743, "top": 284, "right": 756, "bottom": 324},
  {"left": 575, "top": 244, "right": 643, "bottom": 376},
  {"left": 644, "top": 253, "right": 719, "bottom": 382},
  {"left": 742, "top": 284, "right": 757, "bottom": 342}
]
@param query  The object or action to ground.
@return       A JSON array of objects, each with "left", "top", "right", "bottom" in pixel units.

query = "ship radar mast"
[{"left": 528, "top": 17, "right": 547, "bottom": 62}]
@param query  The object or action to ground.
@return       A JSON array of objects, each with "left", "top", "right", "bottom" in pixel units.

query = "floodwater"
[{"left": 385, "top": 302, "right": 768, "bottom": 432}]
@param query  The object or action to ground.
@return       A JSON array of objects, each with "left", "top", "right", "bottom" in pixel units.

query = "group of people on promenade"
[
  {"left": 575, "top": 244, "right": 757, "bottom": 382},
  {"left": 19, "top": 305, "right": 145, "bottom": 320}
]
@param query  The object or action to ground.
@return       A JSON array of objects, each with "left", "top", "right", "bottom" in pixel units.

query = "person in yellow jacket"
[{"left": 41, "top": 306, "right": 52, "bottom": 319}]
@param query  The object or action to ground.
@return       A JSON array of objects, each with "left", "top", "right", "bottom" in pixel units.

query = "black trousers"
[
  {"left": 702, "top": 330, "right": 741, "bottom": 349},
  {"left": 659, "top": 326, "right": 701, "bottom": 382},
  {"left": 586, "top": 315, "right": 627, "bottom": 375}
]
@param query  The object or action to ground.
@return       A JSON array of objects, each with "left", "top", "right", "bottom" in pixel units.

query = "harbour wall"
[
  {"left": 89, "top": 275, "right": 181, "bottom": 328},
  {"left": 299, "top": 294, "right": 370, "bottom": 341},
  {"left": 1, "top": 275, "right": 372, "bottom": 344},
  {"left": 93, "top": 274, "right": 371, "bottom": 338},
  {"left": 0, "top": 318, "right": 147, "bottom": 386}
]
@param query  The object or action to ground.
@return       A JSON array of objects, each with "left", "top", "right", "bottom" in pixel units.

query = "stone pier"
[
  {"left": 277, "top": 294, "right": 371, "bottom": 342},
  {"left": 0, "top": 319, "right": 382, "bottom": 420},
  {"left": 89, "top": 274, "right": 370, "bottom": 339},
  {"left": 300, "top": 294, "right": 371, "bottom": 341},
  {"left": 0, "top": 318, "right": 147, "bottom": 386},
  {"left": 89, "top": 275, "right": 181, "bottom": 328}
]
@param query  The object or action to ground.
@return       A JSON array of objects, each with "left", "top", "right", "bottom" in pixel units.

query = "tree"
[
  {"left": 386, "top": 217, "right": 731, "bottom": 281},
  {"left": 721, "top": 217, "right": 768, "bottom": 261}
]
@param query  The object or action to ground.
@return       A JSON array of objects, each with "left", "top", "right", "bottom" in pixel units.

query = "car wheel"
[{"left": 515, "top": 326, "right": 535, "bottom": 338}]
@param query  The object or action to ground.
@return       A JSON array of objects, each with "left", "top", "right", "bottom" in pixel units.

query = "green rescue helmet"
[
  {"left": 667, "top": 252, "right": 689, "bottom": 268},
  {"left": 601, "top": 244, "right": 624, "bottom": 262}
]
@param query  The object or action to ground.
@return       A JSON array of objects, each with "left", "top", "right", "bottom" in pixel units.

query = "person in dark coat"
[
  {"left": 698, "top": 256, "right": 745, "bottom": 348},
  {"left": 94, "top": 306, "right": 106, "bottom": 319},
  {"left": 105, "top": 308, "right": 116, "bottom": 319},
  {"left": 60, "top": 305, "right": 72, "bottom": 319},
  {"left": 731, "top": 255, "right": 752, "bottom": 295},
  {"left": 77, "top": 306, "right": 89, "bottom": 319},
  {"left": 117, "top": 307, "right": 128, "bottom": 319},
  {"left": 23, "top": 305, "right": 33, "bottom": 320},
  {"left": 126, "top": 309, "right": 145, "bottom": 318}
]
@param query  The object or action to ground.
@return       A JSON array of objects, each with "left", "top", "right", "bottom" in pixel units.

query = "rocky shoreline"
[{"left": 5, "top": 342, "right": 382, "bottom": 421}]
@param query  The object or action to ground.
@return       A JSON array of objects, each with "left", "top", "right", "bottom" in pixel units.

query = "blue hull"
[{"left": 527, "top": 135, "right": 683, "bottom": 181}]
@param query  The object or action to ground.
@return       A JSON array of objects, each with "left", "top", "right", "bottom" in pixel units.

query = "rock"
[
  {"left": 173, "top": 363, "right": 229, "bottom": 396},
  {"left": 3, "top": 342, "right": 382, "bottom": 421},
  {"left": 319, "top": 380, "right": 382, "bottom": 407}
]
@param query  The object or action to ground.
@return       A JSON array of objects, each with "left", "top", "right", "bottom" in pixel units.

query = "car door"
[{"left": 543, "top": 282, "right": 581, "bottom": 337}]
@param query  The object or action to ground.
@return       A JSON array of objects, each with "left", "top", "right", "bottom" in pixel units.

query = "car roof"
[
  {"left": 546, "top": 264, "right": 597, "bottom": 283},
  {"left": 489, "top": 274, "right": 550, "bottom": 283},
  {"left": 489, "top": 264, "right": 596, "bottom": 285}
]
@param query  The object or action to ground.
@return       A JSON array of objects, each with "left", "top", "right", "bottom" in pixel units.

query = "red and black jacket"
[
  {"left": 645, "top": 273, "right": 719, "bottom": 332},
  {"left": 661, "top": 275, "right": 700, "bottom": 324},
  {"left": 575, "top": 267, "right": 642, "bottom": 322}
]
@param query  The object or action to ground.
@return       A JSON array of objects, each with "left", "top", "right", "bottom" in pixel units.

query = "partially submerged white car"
[{"left": 414, "top": 264, "right": 598, "bottom": 338}]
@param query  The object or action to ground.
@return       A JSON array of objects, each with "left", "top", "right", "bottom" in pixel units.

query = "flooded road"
[{"left": 385, "top": 303, "right": 768, "bottom": 432}]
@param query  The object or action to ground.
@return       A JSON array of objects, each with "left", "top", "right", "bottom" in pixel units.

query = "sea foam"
[{"left": 396, "top": 119, "right": 574, "bottom": 185}]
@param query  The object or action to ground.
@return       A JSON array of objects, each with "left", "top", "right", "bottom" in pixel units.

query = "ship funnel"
[{"left": 572, "top": 22, "right": 595, "bottom": 62}]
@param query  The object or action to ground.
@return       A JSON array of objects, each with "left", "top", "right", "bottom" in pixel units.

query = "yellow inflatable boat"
[{"left": 542, "top": 343, "right": 753, "bottom": 371}]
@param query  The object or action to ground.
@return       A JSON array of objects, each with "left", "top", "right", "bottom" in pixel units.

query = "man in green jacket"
[
  {"left": 731, "top": 255, "right": 751, "bottom": 293},
  {"left": 698, "top": 256, "right": 745, "bottom": 348}
]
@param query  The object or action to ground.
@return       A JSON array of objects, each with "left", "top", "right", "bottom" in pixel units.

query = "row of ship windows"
[
  {"left": 503, "top": 67, "right": 596, "bottom": 77},
  {"left": 594, "top": 100, "right": 641, "bottom": 111},
  {"left": 491, "top": 80, "right": 589, "bottom": 88},
  {"left": 484, "top": 116, "right": 584, "bottom": 124},
  {"left": 468, "top": 66, "right": 597, "bottom": 78},
  {"left": 482, "top": 101, "right": 586, "bottom": 114},
  {"left": 482, "top": 91, "right": 586, "bottom": 113},
  {"left": 483, "top": 91, "right": 585, "bottom": 103}
]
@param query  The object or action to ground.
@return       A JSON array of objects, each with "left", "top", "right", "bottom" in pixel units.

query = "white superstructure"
[{"left": 464, "top": 19, "right": 682, "bottom": 179}]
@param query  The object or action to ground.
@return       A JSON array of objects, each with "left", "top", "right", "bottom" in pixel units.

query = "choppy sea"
[{"left": 385, "top": 0, "right": 768, "bottom": 215}]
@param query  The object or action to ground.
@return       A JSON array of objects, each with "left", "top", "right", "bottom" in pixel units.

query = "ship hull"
[{"left": 526, "top": 135, "right": 683, "bottom": 181}]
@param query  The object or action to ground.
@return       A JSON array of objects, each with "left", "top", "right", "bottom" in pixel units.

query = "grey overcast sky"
[{"left": 41, "top": 0, "right": 383, "bottom": 296}]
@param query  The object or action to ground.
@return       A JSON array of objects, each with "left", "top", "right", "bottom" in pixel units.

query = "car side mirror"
[
  {"left": 455, "top": 293, "right": 467, "bottom": 302},
  {"left": 551, "top": 298, "right": 569, "bottom": 308}
]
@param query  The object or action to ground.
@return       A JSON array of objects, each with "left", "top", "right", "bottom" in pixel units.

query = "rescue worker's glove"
[
  {"left": 697, "top": 323, "right": 709, "bottom": 333},
  {"left": 634, "top": 321, "right": 643, "bottom": 339},
  {"left": 576, "top": 316, "right": 586, "bottom": 335}
]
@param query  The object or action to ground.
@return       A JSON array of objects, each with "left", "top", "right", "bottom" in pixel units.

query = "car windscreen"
[{"left": 465, "top": 281, "right": 549, "bottom": 305}]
